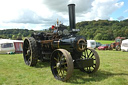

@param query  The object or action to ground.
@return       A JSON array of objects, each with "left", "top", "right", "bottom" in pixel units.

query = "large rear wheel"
[
  {"left": 51, "top": 49, "right": 74, "bottom": 81},
  {"left": 23, "top": 37, "right": 38, "bottom": 66}
]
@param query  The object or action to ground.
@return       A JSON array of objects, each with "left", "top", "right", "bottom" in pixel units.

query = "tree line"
[
  {"left": 76, "top": 19, "right": 128, "bottom": 40},
  {"left": 0, "top": 29, "right": 35, "bottom": 40},
  {"left": 0, "top": 19, "right": 128, "bottom": 40}
]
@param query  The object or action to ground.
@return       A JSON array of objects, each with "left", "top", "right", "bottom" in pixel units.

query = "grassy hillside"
[{"left": 0, "top": 50, "right": 128, "bottom": 85}]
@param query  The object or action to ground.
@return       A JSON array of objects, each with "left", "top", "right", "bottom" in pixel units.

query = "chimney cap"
[{"left": 68, "top": 4, "right": 75, "bottom": 6}]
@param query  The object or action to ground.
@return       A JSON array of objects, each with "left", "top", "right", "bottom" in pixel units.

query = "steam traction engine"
[{"left": 23, "top": 4, "right": 100, "bottom": 81}]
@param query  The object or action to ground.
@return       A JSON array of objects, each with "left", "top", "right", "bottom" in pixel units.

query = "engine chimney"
[{"left": 68, "top": 4, "right": 76, "bottom": 31}]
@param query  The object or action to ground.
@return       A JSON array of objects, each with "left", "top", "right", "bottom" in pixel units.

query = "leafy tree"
[{"left": 94, "top": 33, "right": 102, "bottom": 40}]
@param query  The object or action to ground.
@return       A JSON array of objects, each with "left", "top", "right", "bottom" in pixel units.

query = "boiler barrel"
[
  {"left": 52, "top": 36, "right": 87, "bottom": 52},
  {"left": 52, "top": 37, "right": 76, "bottom": 51}
]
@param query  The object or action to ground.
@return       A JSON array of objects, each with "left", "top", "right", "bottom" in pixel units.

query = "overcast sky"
[{"left": 0, "top": 0, "right": 128, "bottom": 30}]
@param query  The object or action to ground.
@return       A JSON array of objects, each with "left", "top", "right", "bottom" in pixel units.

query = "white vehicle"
[
  {"left": 0, "top": 39, "right": 15, "bottom": 54},
  {"left": 121, "top": 39, "right": 128, "bottom": 52},
  {"left": 87, "top": 40, "right": 96, "bottom": 49}
]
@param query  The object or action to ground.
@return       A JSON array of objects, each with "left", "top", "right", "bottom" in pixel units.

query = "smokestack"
[{"left": 68, "top": 4, "right": 76, "bottom": 31}]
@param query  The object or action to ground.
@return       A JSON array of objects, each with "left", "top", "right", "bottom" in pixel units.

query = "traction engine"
[{"left": 23, "top": 4, "right": 100, "bottom": 81}]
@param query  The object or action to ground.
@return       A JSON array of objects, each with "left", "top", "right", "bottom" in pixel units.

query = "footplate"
[{"left": 76, "top": 58, "right": 93, "bottom": 68}]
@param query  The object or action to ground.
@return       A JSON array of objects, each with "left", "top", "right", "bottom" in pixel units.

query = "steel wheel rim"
[{"left": 51, "top": 49, "right": 73, "bottom": 81}]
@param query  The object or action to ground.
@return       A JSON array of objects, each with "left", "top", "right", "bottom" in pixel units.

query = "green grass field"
[
  {"left": 96, "top": 40, "right": 114, "bottom": 44},
  {"left": 0, "top": 50, "right": 128, "bottom": 85}
]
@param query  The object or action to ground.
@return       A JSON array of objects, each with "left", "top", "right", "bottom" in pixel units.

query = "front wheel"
[
  {"left": 51, "top": 49, "right": 74, "bottom": 81},
  {"left": 80, "top": 48, "right": 100, "bottom": 73}
]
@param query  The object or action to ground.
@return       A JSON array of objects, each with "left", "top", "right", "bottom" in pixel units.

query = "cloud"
[
  {"left": 2, "top": 8, "right": 68, "bottom": 30},
  {"left": 0, "top": 0, "right": 125, "bottom": 30},
  {"left": 109, "top": 17, "right": 115, "bottom": 21},
  {"left": 8, "top": 9, "right": 45, "bottom": 24},
  {"left": 41, "top": 0, "right": 94, "bottom": 23},
  {"left": 42, "top": 0, "right": 93, "bottom": 13},
  {"left": 42, "top": 0, "right": 124, "bottom": 22},
  {"left": 83, "top": 0, "right": 124, "bottom": 21},
  {"left": 124, "top": 9, "right": 128, "bottom": 13},
  {"left": 118, "top": 16, "right": 124, "bottom": 20},
  {"left": 42, "top": 0, "right": 68, "bottom": 12},
  {"left": 125, "top": 17, "right": 128, "bottom": 19}
]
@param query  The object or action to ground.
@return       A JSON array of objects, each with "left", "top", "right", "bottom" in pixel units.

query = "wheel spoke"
[
  {"left": 90, "top": 53, "right": 94, "bottom": 58},
  {"left": 58, "top": 69, "right": 63, "bottom": 78},
  {"left": 88, "top": 51, "right": 92, "bottom": 58},
  {"left": 60, "top": 54, "right": 64, "bottom": 62},
  {"left": 58, "top": 52, "right": 61, "bottom": 61},
  {"left": 60, "top": 55, "right": 63, "bottom": 61},
  {"left": 54, "top": 57, "right": 58, "bottom": 62},
  {"left": 64, "top": 65, "right": 67, "bottom": 71},
  {"left": 61, "top": 67, "right": 67, "bottom": 78},
  {"left": 61, "top": 62, "right": 67, "bottom": 65},
  {"left": 86, "top": 50, "right": 88, "bottom": 57},
  {"left": 86, "top": 67, "right": 91, "bottom": 72},
  {"left": 92, "top": 65, "right": 95, "bottom": 69},
  {"left": 62, "top": 69, "right": 65, "bottom": 76},
  {"left": 89, "top": 67, "right": 91, "bottom": 72},
  {"left": 86, "top": 67, "right": 88, "bottom": 70},
  {"left": 82, "top": 51, "right": 86, "bottom": 58},
  {"left": 60, "top": 69, "right": 64, "bottom": 77},
  {"left": 54, "top": 66, "right": 57, "bottom": 69},
  {"left": 58, "top": 69, "right": 61, "bottom": 75}
]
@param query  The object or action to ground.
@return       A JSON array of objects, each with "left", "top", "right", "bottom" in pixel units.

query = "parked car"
[
  {"left": 96, "top": 42, "right": 102, "bottom": 48},
  {"left": 98, "top": 44, "right": 110, "bottom": 50}
]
